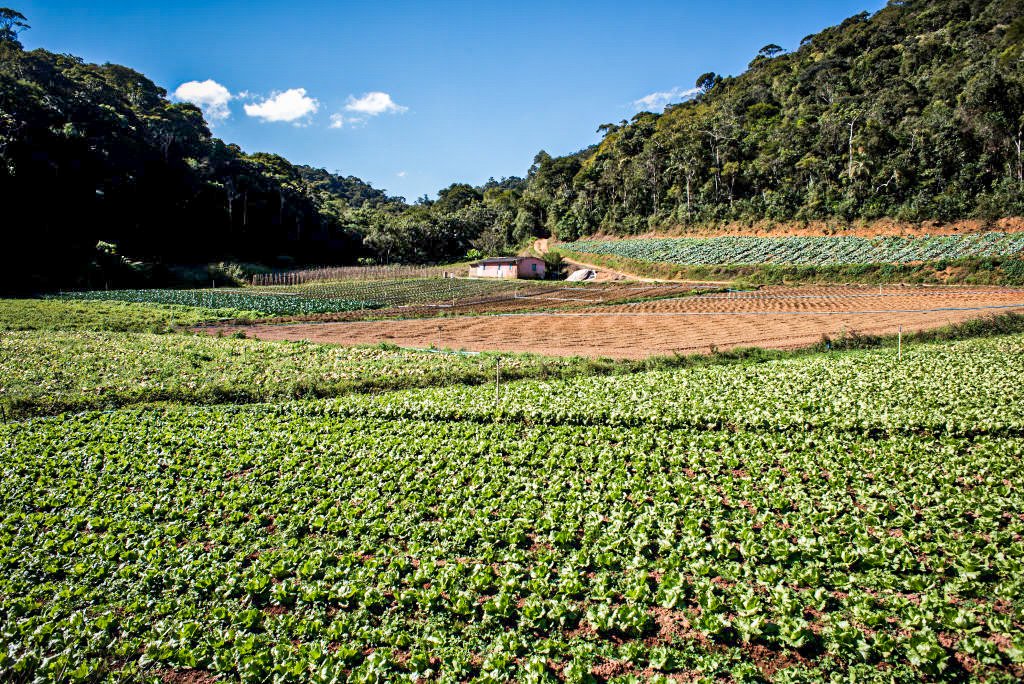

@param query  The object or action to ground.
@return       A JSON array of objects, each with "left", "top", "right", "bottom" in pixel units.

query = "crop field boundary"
[{"left": 222, "top": 286, "right": 1024, "bottom": 358}]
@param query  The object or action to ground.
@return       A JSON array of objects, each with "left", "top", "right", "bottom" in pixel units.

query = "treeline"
[
  {"left": 0, "top": 10, "right": 395, "bottom": 292},
  {"left": 288, "top": 0, "right": 1024, "bottom": 255},
  {"left": 514, "top": 0, "right": 1024, "bottom": 239},
  {"left": 3, "top": 0, "right": 1023, "bottom": 292}
]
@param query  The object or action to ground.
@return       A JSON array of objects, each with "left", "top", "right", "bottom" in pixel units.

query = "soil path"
[
  {"left": 218, "top": 285, "right": 1024, "bottom": 359},
  {"left": 533, "top": 238, "right": 733, "bottom": 284}
]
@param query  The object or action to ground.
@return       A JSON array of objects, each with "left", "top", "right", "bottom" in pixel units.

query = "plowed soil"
[{"left": 215, "top": 285, "right": 1024, "bottom": 359}]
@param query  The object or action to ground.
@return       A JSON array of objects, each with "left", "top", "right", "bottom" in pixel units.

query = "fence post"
[{"left": 898, "top": 324, "right": 902, "bottom": 361}]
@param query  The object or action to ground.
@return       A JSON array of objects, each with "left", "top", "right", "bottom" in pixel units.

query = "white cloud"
[
  {"left": 345, "top": 91, "right": 408, "bottom": 116},
  {"left": 632, "top": 86, "right": 700, "bottom": 112},
  {"left": 396, "top": 170, "right": 407, "bottom": 178},
  {"left": 174, "top": 79, "right": 233, "bottom": 121},
  {"left": 329, "top": 113, "right": 367, "bottom": 129},
  {"left": 244, "top": 88, "right": 319, "bottom": 123}
]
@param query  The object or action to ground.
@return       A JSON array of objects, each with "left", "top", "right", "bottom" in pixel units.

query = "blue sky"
[{"left": 20, "top": 0, "right": 886, "bottom": 200}]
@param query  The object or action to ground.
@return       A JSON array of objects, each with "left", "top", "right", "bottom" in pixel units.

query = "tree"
[
  {"left": 542, "top": 251, "right": 566, "bottom": 279},
  {"left": 696, "top": 72, "right": 720, "bottom": 95},
  {"left": 758, "top": 44, "right": 785, "bottom": 58},
  {"left": 435, "top": 183, "right": 482, "bottom": 213},
  {"left": 0, "top": 8, "right": 28, "bottom": 45}
]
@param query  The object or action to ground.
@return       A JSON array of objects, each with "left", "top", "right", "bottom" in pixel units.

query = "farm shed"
[{"left": 469, "top": 257, "right": 546, "bottom": 279}]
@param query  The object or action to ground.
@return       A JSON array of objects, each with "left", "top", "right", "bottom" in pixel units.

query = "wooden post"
[{"left": 898, "top": 325, "right": 902, "bottom": 361}]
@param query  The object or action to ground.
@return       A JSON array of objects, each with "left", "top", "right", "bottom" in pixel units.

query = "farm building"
[{"left": 469, "top": 256, "right": 546, "bottom": 279}]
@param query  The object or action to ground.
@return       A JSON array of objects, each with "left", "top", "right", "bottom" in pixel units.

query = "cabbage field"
[
  {"left": 49, "top": 279, "right": 589, "bottom": 317},
  {"left": 279, "top": 278, "right": 526, "bottom": 308},
  {"left": 0, "top": 330, "right": 601, "bottom": 419},
  {"left": 564, "top": 232, "right": 1024, "bottom": 266},
  {"left": 2, "top": 334, "right": 1024, "bottom": 682},
  {"left": 51, "top": 289, "right": 383, "bottom": 316}
]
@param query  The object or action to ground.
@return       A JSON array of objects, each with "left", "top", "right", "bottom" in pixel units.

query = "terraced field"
[
  {"left": 564, "top": 233, "right": 1024, "bottom": 266},
  {"left": 2, "top": 334, "right": 1024, "bottom": 681}
]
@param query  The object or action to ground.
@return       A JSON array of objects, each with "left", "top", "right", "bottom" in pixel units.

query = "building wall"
[
  {"left": 472, "top": 258, "right": 546, "bottom": 279},
  {"left": 517, "top": 258, "right": 545, "bottom": 279},
  {"left": 473, "top": 263, "right": 519, "bottom": 278}
]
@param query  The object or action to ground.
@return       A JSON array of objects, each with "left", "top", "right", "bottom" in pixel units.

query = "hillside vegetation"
[
  {"left": 2, "top": 0, "right": 1023, "bottom": 291},
  {"left": 341, "top": 0, "right": 1024, "bottom": 259},
  {"left": 0, "top": 11, "right": 395, "bottom": 293},
  {"left": 514, "top": 0, "right": 1024, "bottom": 240}
]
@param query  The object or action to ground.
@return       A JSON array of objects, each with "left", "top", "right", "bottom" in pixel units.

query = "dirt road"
[
  {"left": 221, "top": 285, "right": 1024, "bottom": 359},
  {"left": 532, "top": 238, "right": 732, "bottom": 284}
]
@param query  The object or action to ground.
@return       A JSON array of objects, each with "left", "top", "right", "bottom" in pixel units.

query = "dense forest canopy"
[
  {"left": 0, "top": 8, "right": 393, "bottom": 292},
  {"left": 520, "top": 0, "right": 1024, "bottom": 240},
  {"left": 1, "top": 0, "right": 1023, "bottom": 291}
]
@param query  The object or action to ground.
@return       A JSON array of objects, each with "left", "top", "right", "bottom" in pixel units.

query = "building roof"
[{"left": 470, "top": 256, "right": 544, "bottom": 266}]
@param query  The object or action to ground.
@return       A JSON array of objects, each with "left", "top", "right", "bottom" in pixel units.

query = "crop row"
[
  {"left": 278, "top": 278, "right": 526, "bottom": 307},
  {"left": 3, "top": 333, "right": 1024, "bottom": 681},
  {"left": 0, "top": 331, "right": 590, "bottom": 418},
  {"left": 50, "top": 289, "right": 382, "bottom": 316},
  {"left": 253, "top": 278, "right": 605, "bottom": 309},
  {"left": 0, "top": 298, "right": 266, "bottom": 333},
  {"left": 564, "top": 232, "right": 1024, "bottom": 266},
  {"left": 1, "top": 405, "right": 1021, "bottom": 682},
  {"left": 309, "top": 334, "right": 1024, "bottom": 438}
]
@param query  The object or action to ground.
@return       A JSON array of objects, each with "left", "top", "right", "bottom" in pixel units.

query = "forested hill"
[
  {"left": 3, "top": 0, "right": 1024, "bottom": 292},
  {"left": 512, "top": 0, "right": 1024, "bottom": 240},
  {"left": 0, "top": 12, "right": 398, "bottom": 292}
]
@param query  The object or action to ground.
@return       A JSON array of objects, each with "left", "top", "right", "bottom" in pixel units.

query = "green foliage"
[
  {"left": 0, "top": 7, "right": 28, "bottom": 45},
  {"left": 0, "top": 298, "right": 264, "bottom": 333},
  {"left": 278, "top": 277, "right": 523, "bottom": 308},
  {"left": 542, "top": 251, "right": 567, "bottom": 278},
  {"left": 0, "top": 330, "right": 593, "bottom": 418},
  {"left": 3, "top": 333, "right": 1024, "bottom": 679},
  {"left": 563, "top": 249, "right": 1024, "bottom": 285},
  {"left": 0, "top": 30, "right": 379, "bottom": 293},
  {"left": 522, "top": 0, "right": 1024, "bottom": 236},
  {"left": 50, "top": 288, "right": 383, "bottom": 316},
  {"left": 7, "top": 0, "right": 1024, "bottom": 290},
  {"left": 6, "top": 299, "right": 1024, "bottom": 420},
  {"left": 566, "top": 232, "right": 1024, "bottom": 266},
  {"left": 316, "top": 333, "right": 1024, "bottom": 437}
]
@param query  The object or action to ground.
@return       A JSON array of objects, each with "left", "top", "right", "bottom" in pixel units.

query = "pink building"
[{"left": 469, "top": 256, "right": 546, "bottom": 279}]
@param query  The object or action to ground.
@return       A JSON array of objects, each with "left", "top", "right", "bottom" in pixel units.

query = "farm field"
[
  {"left": 50, "top": 281, "right": 722, "bottom": 325},
  {"left": 563, "top": 233, "right": 1024, "bottom": 266},
  {"left": 0, "top": 330, "right": 608, "bottom": 419},
  {"left": 2, "top": 334, "right": 1024, "bottom": 681},
  {"left": 237, "top": 281, "right": 723, "bottom": 320},
  {"left": 222, "top": 285, "right": 1024, "bottom": 359},
  {"left": 52, "top": 289, "right": 384, "bottom": 317},
  {"left": 0, "top": 298, "right": 267, "bottom": 332}
]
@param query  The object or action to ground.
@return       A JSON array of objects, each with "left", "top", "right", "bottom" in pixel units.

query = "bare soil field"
[
  {"left": 211, "top": 282, "right": 723, "bottom": 325},
  {"left": 215, "top": 285, "right": 1024, "bottom": 359}
]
